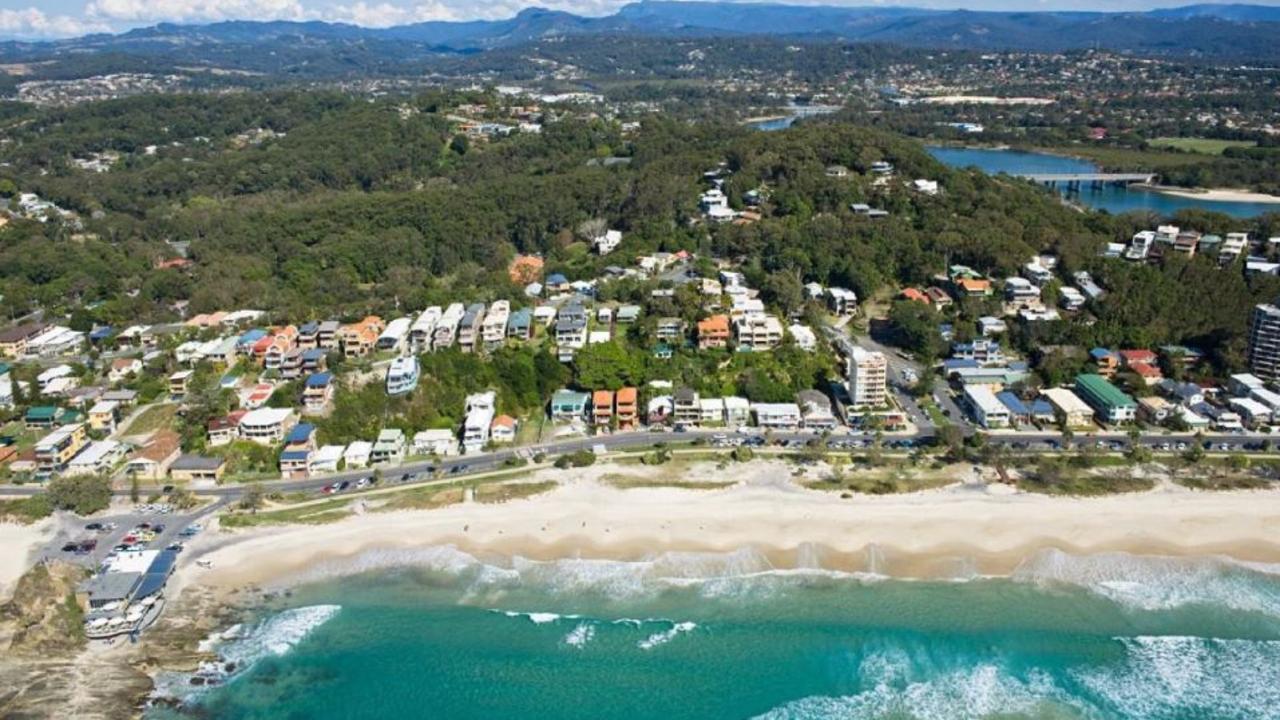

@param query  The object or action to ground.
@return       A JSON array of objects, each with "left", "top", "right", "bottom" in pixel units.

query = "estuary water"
[
  {"left": 149, "top": 545, "right": 1280, "bottom": 720},
  {"left": 927, "top": 145, "right": 1279, "bottom": 218}
]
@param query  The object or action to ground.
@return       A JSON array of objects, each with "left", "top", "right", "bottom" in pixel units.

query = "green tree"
[{"left": 46, "top": 475, "right": 112, "bottom": 515}]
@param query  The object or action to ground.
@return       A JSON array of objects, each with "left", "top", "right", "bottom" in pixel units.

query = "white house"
[
  {"left": 752, "top": 402, "right": 802, "bottom": 429},
  {"left": 463, "top": 391, "right": 497, "bottom": 453},
  {"left": 413, "top": 429, "right": 460, "bottom": 456},
  {"left": 343, "top": 441, "right": 373, "bottom": 469},
  {"left": 238, "top": 408, "right": 295, "bottom": 445},
  {"left": 593, "top": 229, "right": 623, "bottom": 255}
]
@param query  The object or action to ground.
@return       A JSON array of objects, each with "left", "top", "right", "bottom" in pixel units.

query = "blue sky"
[{"left": 2, "top": 0, "right": 1278, "bottom": 39}]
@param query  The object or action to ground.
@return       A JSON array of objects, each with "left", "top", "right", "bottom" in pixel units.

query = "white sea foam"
[
  {"left": 1073, "top": 635, "right": 1280, "bottom": 720},
  {"left": 1011, "top": 548, "right": 1280, "bottom": 616},
  {"left": 563, "top": 622, "right": 596, "bottom": 648},
  {"left": 755, "top": 645, "right": 1085, "bottom": 720},
  {"left": 638, "top": 621, "right": 697, "bottom": 650},
  {"left": 497, "top": 610, "right": 573, "bottom": 624},
  {"left": 154, "top": 605, "right": 341, "bottom": 702}
]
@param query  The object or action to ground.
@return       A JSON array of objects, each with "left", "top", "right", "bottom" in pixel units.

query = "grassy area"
[
  {"left": 805, "top": 467, "right": 954, "bottom": 494},
  {"left": 474, "top": 480, "right": 557, "bottom": 504},
  {"left": 1019, "top": 470, "right": 1155, "bottom": 497},
  {"left": 0, "top": 421, "right": 43, "bottom": 452},
  {"left": 120, "top": 404, "right": 177, "bottom": 436},
  {"left": 0, "top": 495, "right": 53, "bottom": 523},
  {"left": 373, "top": 485, "right": 465, "bottom": 512},
  {"left": 1148, "top": 137, "right": 1257, "bottom": 155},
  {"left": 1174, "top": 472, "right": 1273, "bottom": 491},
  {"left": 220, "top": 497, "right": 354, "bottom": 528},
  {"left": 1039, "top": 145, "right": 1208, "bottom": 171},
  {"left": 600, "top": 474, "right": 735, "bottom": 490}
]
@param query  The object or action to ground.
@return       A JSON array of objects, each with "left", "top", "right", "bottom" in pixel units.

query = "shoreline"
[
  {"left": 173, "top": 460, "right": 1280, "bottom": 596},
  {"left": 1138, "top": 184, "right": 1280, "bottom": 204}
]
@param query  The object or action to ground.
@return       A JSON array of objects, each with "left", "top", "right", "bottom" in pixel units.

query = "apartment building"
[{"left": 846, "top": 346, "right": 888, "bottom": 409}]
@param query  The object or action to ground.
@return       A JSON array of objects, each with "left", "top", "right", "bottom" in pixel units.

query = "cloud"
[
  {"left": 85, "top": 0, "right": 306, "bottom": 24},
  {"left": 321, "top": 0, "right": 625, "bottom": 25},
  {"left": 321, "top": 1, "right": 460, "bottom": 26},
  {"left": 0, "top": 7, "right": 110, "bottom": 38}
]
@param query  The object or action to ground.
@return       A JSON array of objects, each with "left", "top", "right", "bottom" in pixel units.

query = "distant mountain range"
[{"left": 6, "top": 2, "right": 1280, "bottom": 70}]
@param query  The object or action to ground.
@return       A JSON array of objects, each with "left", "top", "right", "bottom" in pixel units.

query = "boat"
[{"left": 385, "top": 355, "right": 419, "bottom": 396}]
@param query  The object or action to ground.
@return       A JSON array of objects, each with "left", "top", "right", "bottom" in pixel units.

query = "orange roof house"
[
  {"left": 340, "top": 316, "right": 384, "bottom": 357},
  {"left": 900, "top": 288, "right": 928, "bottom": 303},
  {"left": 593, "top": 390, "right": 614, "bottom": 425},
  {"left": 955, "top": 278, "right": 992, "bottom": 297},
  {"left": 615, "top": 387, "right": 638, "bottom": 428},
  {"left": 697, "top": 314, "right": 731, "bottom": 349}
]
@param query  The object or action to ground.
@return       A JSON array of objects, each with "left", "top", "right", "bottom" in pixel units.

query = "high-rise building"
[
  {"left": 1248, "top": 303, "right": 1280, "bottom": 381},
  {"left": 847, "top": 347, "right": 888, "bottom": 409}
]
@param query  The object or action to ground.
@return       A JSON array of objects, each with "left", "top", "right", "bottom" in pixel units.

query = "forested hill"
[
  {"left": 4, "top": 2, "right": 1280, "bottom": 71},
  {"left": 2, "top": 91, "right": 1279, "bottom": 364}
]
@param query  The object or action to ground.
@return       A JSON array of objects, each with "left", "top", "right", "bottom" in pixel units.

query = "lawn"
[
  {"left": 1148, "top": 137, "right": 1257, "bottom": 155},
  {"left": 120, "top": 403, "right": 177, "bottom": 436}
]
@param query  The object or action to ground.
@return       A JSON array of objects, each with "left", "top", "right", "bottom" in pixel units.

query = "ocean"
[{"left": 149, "top": 545, "right": 1280, "bottom": 719}]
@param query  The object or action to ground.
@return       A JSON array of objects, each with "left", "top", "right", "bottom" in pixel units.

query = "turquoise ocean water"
[{"left": 150, "top": 546, "right": 1280, "bottom": 719}]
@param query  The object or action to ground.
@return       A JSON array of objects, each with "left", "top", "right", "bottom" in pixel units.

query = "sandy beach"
[
  {"left": 0, "top": 518, "right": 55, "bottom": 599},
  {"left": 175, "top": 460, "right": 1280, "bottom": 594},
  {"left": 1148, "top": 185, "right": 1280, "bottom": 204}
]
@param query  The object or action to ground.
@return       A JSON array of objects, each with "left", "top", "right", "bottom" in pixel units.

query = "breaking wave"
[
  {"left": 1012, "top": 548, "right": 1280, "bottom": 616},
  {"left": 757, "top": 634, "right": 1280, "bottom": 720}
]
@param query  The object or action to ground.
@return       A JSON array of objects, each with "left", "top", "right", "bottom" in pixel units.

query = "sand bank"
[{"left": 1148, "top": 185, "right": 1280, "bottom": 204}]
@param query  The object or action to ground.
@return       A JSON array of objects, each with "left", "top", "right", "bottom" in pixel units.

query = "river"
[{"left": 927, "top": 145, "right": 1278, "bottom": 218}]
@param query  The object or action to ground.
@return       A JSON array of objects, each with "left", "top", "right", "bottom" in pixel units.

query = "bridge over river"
[{"left": 1018, "top": 172, "right": 1157, "bottom": 187}]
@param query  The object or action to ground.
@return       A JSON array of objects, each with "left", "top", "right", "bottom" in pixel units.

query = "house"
[
  {"left": 169, "top": 455, "right": 225, "bottom": 484},
  {"left": 238, "top": 408, "right": 295, "bottom": 445},
  {"left": 697, "top": 315, "right": 731, "bottom": 349},
  {"left": 343, "top": 441, "right": 373, "bottom": 469},
  {"left": 37, "top": 365, "right": 74, "bottom": 394},
  {"left": 826, "top": 288, "right": 858, "bottom": 316},
  {"left": 316, "top": 320, "right": 341, "bottom": 350},
  {"left": 463, "top": 392, "right": 496, "bottom": 452},
  {"left": 656, "top": 318, "right": 686, "bottom": 343},
  {"left": 507, "top": 308, "right": 534, "bottom": 340},
  {"left": 24, "top": 405, "right": 61, "bottom": 429},
  {"left": 109, "top": 358, "right": 143, "bottom": 383},
  {"left": 964, "top": 385, "right": 1011, "bottom": 429},
  {"left": 900, "top": 287, "right": 929, "bottom": 304},
  {"left": 482, "top": 301, "right": 510, "bottom": 351},
  {"left": 1158, "top": 379, "right": 1204, "bottom": 407},
  {"left": 65, "top": 440, "right": 126, "bottom": 477},
  {"left": 279, "top": 450, "right": 311, "bottom": 479},
  {"left": 491, "top": 415, "right": 517, "bottom": 443},
  {"left": 413, "top": 429, "right": 459, "bottom": 457},
  {"left": 926, "top": 287, "right": 954, "bottom": 309},
  {"left": 1090, "top": 348, "right": 1120, "bottom": 378},
  {"left": 753, "top": 403, "right": 802, "bottom": 430},
  {"left": 1139, "top": 396, "right": 1173, "bottom": 424},
  {"left": 912, "top": 179, "right": 939, "bottom": 195},
  {"left": 615, "top": 387, "right": 638, "bottom": 429},
  {"left": 303, "top": 372, "right": 335, "bottom": 412},
  {"left": 674, "top": 387, "right": 701, "bottom": 426},
  {"left": 168, "top": 370, "right": 193, "bottom": 398},
  {"left": 955, "top": 277, "right": 992, "bottom": 297},
  {"left": 1042, "top": 388, "right": 1094, "bottom": 428},
  {"left": 433, "top": 303, "right": 465, "bottom": 351},
  {"left": 284, "top": 423, "right": 317, "bottom": 452},
  {"left": 1074, "top": 374, "right": 1137, "bottom": 424},
  {"left": 789, "top": 324, "right": 817, "bottom": 351},
  {"left": 617, "top": 305, "right": 642, "bottom": 324},
  {"left": 952, "top": 340, "right": 1004, "bottom": 365},
  {"left": 0, "top": 322, "right": 48, "bottom": 358},
  {"left": 310, "top": 445, "right": 346, "bottom": 474},
  {"left": 545, "top": 273, "right": 570, "bottom": 294},
  {"left": 125, "top": 430, "right": 181, "bottom": 481},
  {"left": 408, "top": 307, "right": 442, "bottom": 351},
  {"left": 1229, "top": 397, "right": 1272, "bottom": 428},
  {"left": 297, "top": 321, "right": 321, "bottom": 349},
  {"left": 1004, "top": 277, "right": 1040, "bottom": 305},
  {"left": 1059, "top": 287, "right": 1086, "bottom": 311},
  {"left": 698, "top": 397, "right": 726, "bottom": 425},
  {"left": 341, "top": 316, "right": 385, "bottom": 358},
  {"left": 978, "top": 317, "right": 1007, "bottom": 337},
  {"left": 0, "top": 362, "right": 11, "bottom": 409},
  {"left": 555, "top": 304, "right": 588, "bottom": 361},
  {"left": 593, "top": 229, "right": 623, "bottom": 255},
  {"left": 550, "top": 390, "right": 590, "bottom": 422},
  {"left": 722, "top": 396, "right": 750, "bottom": 427},
  {"left": 1023, "top": 260, "right": 1054, "bottom": 286},
  {"left": 734, "top": 315, "right": 784, "bottom": 352},
  {"left": 376, "top": 317, "right": 412, "bottom": 353},
  {"left": 102, "top": 389, "right": 138, "bottom": 407},
  {"left": 797, "top": 390, "right": 838, "bottom": 430},
  {"left": 371, "top": 429, "right": 406, "bottom": 465},
  {"left": 87, "top": 400, "right": 119, "bottom": 432},
  {"left": 207, "top": 412, "right": 244, "bottom": 447},
  {"left": 456, "top": 304, "right": 487, "bottom": 353},
  {"left": 593, "top": 390, "right": 614, "bottom": 427}
]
